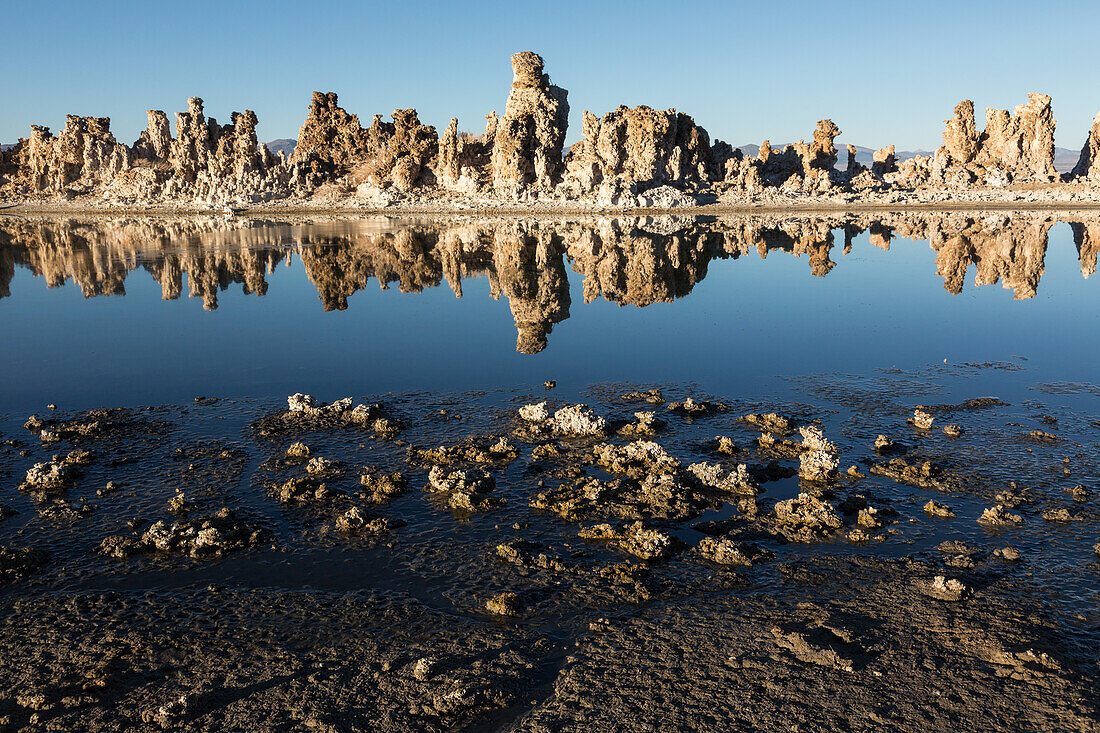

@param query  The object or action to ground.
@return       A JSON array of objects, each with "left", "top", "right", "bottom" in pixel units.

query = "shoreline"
[{"left": 7, "top": 195, "right": 1100, "bottom": 219}]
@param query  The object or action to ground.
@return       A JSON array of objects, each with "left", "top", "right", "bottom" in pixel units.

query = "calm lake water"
[
  {"left": 1, "top": 211, "right": 1099, "bottom": 412},
  {"left": 1, "top": 211, "right": 1098, "bottom": 626}
]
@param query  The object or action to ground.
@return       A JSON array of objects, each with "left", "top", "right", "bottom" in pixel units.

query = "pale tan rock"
[
  {"left": 491, "top": 52, "right": 569, "bottom": 197},
  {"left": 564, "top": 105, "right": 712, "bottom": 197},
  {"left": 290, "top": 91, "right": 370, "bottom": 181},
  {"left": 1071, "top": 111, "right": 1100, "bottom": 181}
]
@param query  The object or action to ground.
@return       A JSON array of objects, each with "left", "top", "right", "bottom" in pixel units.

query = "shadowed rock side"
[
  {"left": 0, "top": 212, "right": 1094, "bottom": 346},
  {"left": 4, "top": 52, "right": 1100, "bottom": 209}
]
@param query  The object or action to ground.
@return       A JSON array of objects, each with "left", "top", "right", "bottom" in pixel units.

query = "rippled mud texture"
[{"left": 0, "top": 379, "right": 1097, "bottom": 730}]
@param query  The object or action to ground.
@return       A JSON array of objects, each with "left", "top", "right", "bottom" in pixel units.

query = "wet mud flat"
[{"left": 0, "top": 379, "right": 1098, "bottom": 731}]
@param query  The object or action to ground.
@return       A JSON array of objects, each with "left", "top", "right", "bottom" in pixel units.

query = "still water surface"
[{"left": 1, "top": 211, "right": 1099, "bottom": 411}]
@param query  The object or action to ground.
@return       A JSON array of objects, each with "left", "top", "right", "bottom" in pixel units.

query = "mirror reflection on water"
[{"left": 1, "top": 211, "right": 1098, "bottom": 411}]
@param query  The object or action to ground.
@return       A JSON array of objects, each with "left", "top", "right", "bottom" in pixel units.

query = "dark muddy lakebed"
[{"left": 0, "top": 212, "right": 1098, "bottom": 731}]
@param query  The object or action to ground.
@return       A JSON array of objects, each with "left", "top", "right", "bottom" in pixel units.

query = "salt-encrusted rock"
[
  {"left": 934, "top": 93, "right": 1057, "bottom": 182},
  {"left": 131, "top": 110, "right": 172, "bottom": 161},
  {"left": 491, "top": 52, "right": 569, "bottom": 197},
  {"left": 918, "top": 575, "right": 968, "bottom": 602},
  {"left": 909, "top": 409, "right": 934, "bottom": 429},
  {"left": 286, "top": 393, "right": 352, "bottom": 417},
  {"left": 805, "top": 119, "right": 841, "bottom": 171},
  {"left": 798, "top": 426, "right": 839, "bottom": 481},
  {"left": 687, "top": 462, "right": 758, "bottom": 495},
  {"left": 924, "top": 500, "right": 956, "bottom": 518},
  {"left": 940, "top": 100, "right": 980, "bottom": 167},
  {"left": 518, "top": 401, "right": 550, "bottom": 422},
  {"left": 1070, "top": 110, "right": 1100, "bottom": 181},
  {"left": 21, "top": 460, "right": 76, "bottom": 491},
  {"left": 593, "top": 440, "right": 679, "bottom": 475},
  {"left": 107, "top": 508, "right": 262, "bottom": 558},
  {"left": 550, "top": 404, "right": 606, "bottom": 436},
  {"left": 290, "top": 91, "right": 370, "bottom": 179},
  {"left": 425, "top": 466, "right": 500, "bottom": 512},
  {"left": 433, "top": 117, "right": 490, "bottom": 191},
  {"left": 485, "top": 591, "right": 523, "bottom": 616},
  {"left": 578, "top": 521, "right": 676, "bottom": 561},
  {"left": 563, "top": 105, "right": 712, "bottom": 196},
  {"left": 773, "top": 492, "right": 843, "bottom": 539},
  {"left": 10, "top": 115, "right": 130, "bottom": 193},
  {"left": 873, "top": 435, "right": 897, "bottom": 452},
  {"left": 978, "top": 504, "right": 1023, "bottom": 526},
  {"left": 345, "top": 108, "right": 438, "bottom": 192},
  {"left": 872, "top": 145, "right": 897, "bottom": 177},
  {"left": 335, "top": 507, "right": 404, "bottom": 535},
  {"left": 697, "top": 537, "right": 772, "bottom": 566}
]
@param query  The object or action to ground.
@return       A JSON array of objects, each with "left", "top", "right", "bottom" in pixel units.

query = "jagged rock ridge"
[{"left": 2, "top": 54, "right": 1099, "bottom": 207}]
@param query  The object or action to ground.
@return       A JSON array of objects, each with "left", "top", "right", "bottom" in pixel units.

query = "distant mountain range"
[
  {"left": 265, "top": 139, "right": 296, "bottom": 157},
  {"left": 736, "top": 143, "right": 1080, "bottom": 173}
]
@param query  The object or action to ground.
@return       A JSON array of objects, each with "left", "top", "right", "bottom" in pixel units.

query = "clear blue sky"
[{"left": 4, "top": 0, "right": 1098, "bottom": 152}]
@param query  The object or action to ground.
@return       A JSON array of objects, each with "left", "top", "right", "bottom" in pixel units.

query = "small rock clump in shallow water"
[
  {"left": 485, "top": 592, "right": 523, "bottom": 617},
  {"left": 99, "top": 508, "right": 263, "bottom": 558},
  {"left": 713, "top": 436, "right": 739, "bottom": 455},
  {"left": 773, "top": 493, "right": 843, "bottom": 541},
  {"left": 425, "top": 467, "right": 501, "bottom": 512},
  {"left": 798, "top": 426, "right": 839, "bottom": 482},
  {"left": 617, "top": 411, "right": 665, "bottom": 437},
  {"left": 335, "top": 507, "right": 405, "bottom": 535},
  {"left": 518, "top": 402, "right": 607, "bottom": 437},
  {"left": 742, "top": 413, "right": 794, "bottom": 435},
  {"left": 410, "top": 437, "right": 518, "bottom": 464},
  {"left": 19, "top": 457, "right": 83, "bottom": 494},
  {"left": 578, "top": 522, "right": 677, "bottom": 561},
  {"left": 622, "top": 388, "right": 665, "bottom": 405},
  {"left": 592, "top": 440, "right": 679, "bottom": 476},
  {"left": 687, "top": 462, "right": 759, "bottom": 495},
  {"left": 909, "top": 408, "right": 935, "bottom": 430},
  {"left": 666, "top": 398, "right": 727, "bottom": 416},
  {"left": 696, "top": 538, "right": 773, "bottom": 567},
  {"left": 359, "top": 470, "right": 408, "bottom": 504},
  {"left": 978, "top": 504, "right": 1023, "bottom": 527},
  {"left": 918, "top": 575, "right": 968, "bottom": 601},
  {"left": 924, "top": 500, "right": 956, "bottom": 518},
  {"left": 286, "top": 442, "right": 311, "bottom": 458},
  {"left": 873, "top": 435, "right": 899, "bottom": 453}
]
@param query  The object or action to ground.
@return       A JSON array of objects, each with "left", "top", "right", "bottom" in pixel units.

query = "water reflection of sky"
[{"left": 2, "top": 218, "right": 1099, "bottom": 412}]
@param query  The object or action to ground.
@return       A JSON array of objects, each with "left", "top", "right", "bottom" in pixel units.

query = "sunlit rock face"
[
  {"left": 5, "top": 49, "right": 1100, "bottom": 205},
  {"left": 8, "top": 115, "right": 130, "bottom": 193},
  {"left": 927, "top": 93, "right": 1057, "bottom": 185},
  {"left": 715, "top": 119, "right": 842, "bottom": 194},
  {"left": 290, "top": 91, "right": 371, "bottom": 182},
  {"left": 1070, "top": 111, "right": 1100, "bottom": 182},
  {"left": 564, "top": 105, "right": 712, "bottom": 197},
  {"left": 490, "top": 52, "right": 570, "bottom": 198}
]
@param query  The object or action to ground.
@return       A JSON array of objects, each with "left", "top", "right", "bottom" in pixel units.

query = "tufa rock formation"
[
  {"left": 490, "top": 52, "right": 569, "bottom": 197},
  {"left": 564, "top": 106, "right": 712, "bottom": 199},
  {"left": 1070, "top": 111, "right": 1100, "bottom": 181},
  {"left": 11, "top": 115, "right": 130, "bottom": 193},
  {"left": 932, "top": 93, "right": 1056, "bottom": 184},
  {"left": 290, "top": 91, "right": 370, "bottom": 182},
  {"left": 1, "top": 51, "right": 1096, "bottom": 207}
]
